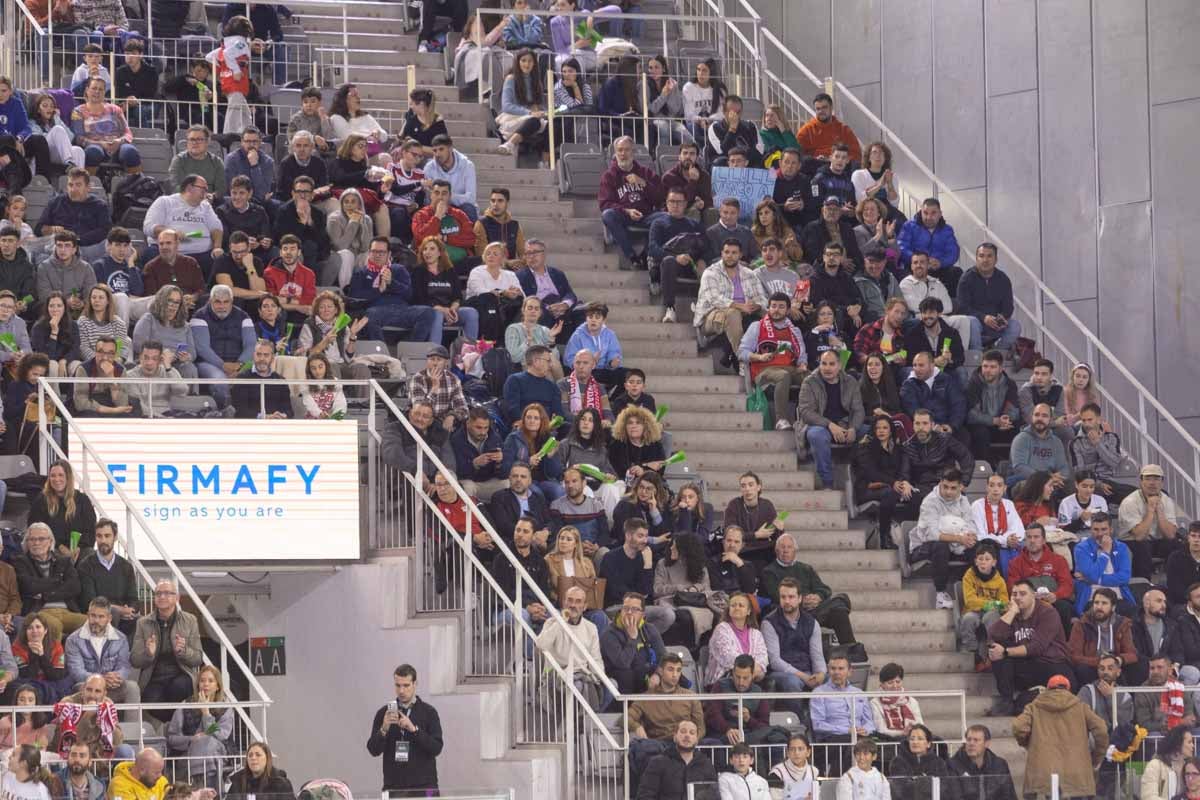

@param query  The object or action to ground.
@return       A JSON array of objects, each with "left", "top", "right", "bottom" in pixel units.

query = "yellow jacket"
[
  {"left": 962, "top": 567, "right": 1008, "bottom": 613},
  {"left": 107, "top": 761, "right": 169, "bottom": 800}
]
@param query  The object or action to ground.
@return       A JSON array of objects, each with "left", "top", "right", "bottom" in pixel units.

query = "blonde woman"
[
  {"left": 545, "top": 525, "right": 610, "bottom": 631},
  {"left": 506, "top": 296, "right": 563, "bottom": 378},
  {"left": 166, "top": 665, "right": 235, "bottom": 784},
  {"left": 28, "top": 462, "right": 97, "bottom": 557},
  {"left": 465, "top": 242, "right": 524, "bottom": 341}
]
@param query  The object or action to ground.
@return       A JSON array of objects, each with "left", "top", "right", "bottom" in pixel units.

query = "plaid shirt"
[
  {"left": 852, "top": 319, "right": 904, "bottom": 363},
  {"left": 408, "top": 369, "right": 468, "bottom": 423},
  {"left": 693, "top": 262, "right": 768, "bottom": 327}
]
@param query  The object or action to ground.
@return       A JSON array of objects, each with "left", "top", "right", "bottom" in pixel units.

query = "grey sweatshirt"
[
  {"left": 967, "top": 375, "right": 1012, "bottom": 426},
  {"left": 1069, "top": 430, "right": 1124, "bottom": 482},
  {"left": 910, "top": 490, "right": 976, "bottom": 553},
  {"left": 1010, "top": 427, "right": 1070, "bottom": 481},
  {"left": 35, "top": 256, "right": 97, "bottom": 303}
]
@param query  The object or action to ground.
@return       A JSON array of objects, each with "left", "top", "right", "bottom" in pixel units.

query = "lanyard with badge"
[{"left": 388, "top": 699, "right": 411, "bottom": 764}]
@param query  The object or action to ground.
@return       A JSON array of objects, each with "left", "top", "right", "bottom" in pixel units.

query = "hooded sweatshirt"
[
  {"left": 326, "top": 188, "right": 374, "bottom": 255},
  {"left": 987, "top": 600, "right": 1070, "bottom": 663},
  {"left": 909, "top": 489, "right": 976, "bottom": 554},
  {"left": 598, "top": 159, "right": 662, "bottom": 216},
  {"left": 1066, "top": 609, "right": 1137, "bottom": 670},
  {"left": 1009, "top": 426, "right": 1070, "bottom": 481},
  {"left": 965, "top": 368, "right": 1021, "bottom": 427},
  {"left": 107, "top": 761, "right": 168, "bottom": 800},
  {"left": 962, "top": 563, "right": 1008, "bottom": 613},
  {"left": 422, "top": 149, "right": 477, "bottom": 210},
  {"left": 0, "top": 248, "right": 37, "bottom": 300},
  {"left": 0, "top": 95, "right": 33, "bottom": 138},
  {"left": 35, "top": 255, "right": 97, "bottom": 302}
]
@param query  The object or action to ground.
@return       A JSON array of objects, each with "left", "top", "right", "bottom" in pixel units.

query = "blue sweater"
[
  {"left": 36, "top": 194, "right": 112, "bottom": 246},
  {"left": 501, "top": 370, "right": 564, "bottom": 426},
  {"left": 0, "top": 95, "right": 32, "bottom": 138},
  {"left": 564, "top": 324, "right": 622, "bottom": 369},
  {"left": 190, "top": 304, "right": 255, "bottom": 366},
  {"left": 449, "top": 425, "right": 505, "bottom": 482},
  {"left": 92, "top": 256, "right": 145, "bottom": 297},
  {"left": 500, "top": 429, "right": 564, "bottom": 483},
  {"left": 1073, "top": 537, "right": 1134, "bottom": 613},
  {"left": 348, "top": 265, "right": 413, "bottom": 308}
]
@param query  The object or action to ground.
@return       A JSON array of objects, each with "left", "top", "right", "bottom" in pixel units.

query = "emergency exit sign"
[{"left": 249, "top": 637, "right": 286, "bottom": 676}]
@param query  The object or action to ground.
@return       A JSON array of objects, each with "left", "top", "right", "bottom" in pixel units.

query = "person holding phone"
[{"left": 367, "top": 664, "right": 444, "bottom": 797}]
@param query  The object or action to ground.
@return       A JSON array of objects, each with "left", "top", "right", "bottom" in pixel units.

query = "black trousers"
[
  {"left": 910, "top": 541, "right": 958, "bottom": 592},
  {"left": 658, "top": 255, "right": 697, "bottom": 309},
  {"left": 419, "top": 0, "right": 468, "bottom": 40},
  {"left": 966, "top": 423, "right": 1017, "bottom": 463},
  {"left": 1127, "top": 536, "right": 1180, "bottom": 581},
  {"left": 856, "top": 486, "right": 915, "bottom": 543},
  {"left": 992, "top": 656, "right": 1075, "bottom": 701},
  {"left": 143, "top": 671, "right": 195, "bottom": 721}
]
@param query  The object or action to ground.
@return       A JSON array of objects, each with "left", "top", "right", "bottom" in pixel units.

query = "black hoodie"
[
  {"left": 887, "top": 742, "right": 958, "bottom": 800},
  {"left": 945, "top": 746, "right": 1018, "bottom": 800},
  {"left": 0, "top": 248, "right": 36, "bottom": 300}
]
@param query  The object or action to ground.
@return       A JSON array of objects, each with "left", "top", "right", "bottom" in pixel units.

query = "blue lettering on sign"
[{"left": 106, "top": 464, "right": 322, "bottom": 495}]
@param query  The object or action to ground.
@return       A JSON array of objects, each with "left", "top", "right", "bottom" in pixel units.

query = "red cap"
[{"left": 1047, "top": 675, "right": 1071, "bottom": 690}]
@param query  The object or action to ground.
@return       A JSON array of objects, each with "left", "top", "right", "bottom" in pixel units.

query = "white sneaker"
[
  {"left": 661, "top": 308, "right": 676, "bottom": 323},
  {"left": 774, "top": 419, "right": 793, "bottom": 430},
  {"left": 418, "top": 41, "right": 429, "bottom": 53},
  {"left": 497, "top": 141, "right": 513, "bottom": 155},
  {"left": 935, "top": 592, "right": 955, "bottom": 610}
]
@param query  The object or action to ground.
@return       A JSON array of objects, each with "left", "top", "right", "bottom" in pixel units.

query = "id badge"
[{"left": 394, "top": 740, "right": 410, "bottom": 763}]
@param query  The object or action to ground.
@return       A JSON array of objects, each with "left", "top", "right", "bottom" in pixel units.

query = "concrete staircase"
[{"left": 288, "top": 0, "right": 1027, "bottom": 792}]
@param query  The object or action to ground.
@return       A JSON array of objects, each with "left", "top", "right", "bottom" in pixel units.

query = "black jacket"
[
  {"left": 487, "top": 489, "right": 550, "bottom": 544},
  {"left": 490, "top": 546, "right": 551, "bottom": 608},
  {"left": 77, "top": 551, "right": 139, "bottom": 608},
  {"left": 1165, "top": 550, "right": 1200, "bottom": 609},
  {"left": 903, "top": 432, "right": 974, "bottom": 491},
  {"left": 903, "top": 321, "right": 966, "bottom": 371},
  {"left": 888, "top": 744, "right": 958, "bottom": 800},
  {"left": 635, "top": 746, "right": 718, "bottom": 800},
  {"left": 1131, "top": 613, "right": 1183, "bottom": 666},
  {"left": 273, "top": 200, "right": 331, "bottom": 261},
  {"left": 225, "top": 768, "right": 295, "bottom": 800},
  {"left": 275, "top": 155, "right": 329, "bottom": 202},
  {"left": 232, "top": 370, "right": 294, "bottom": 419},
  {"left": 945, "top": 747, "right": 1017, "bottom": 800},
  {"left": 807, "top": 262, "right": 863, "bottom": 310},
  {"left": 27, "top": 490, "right": 98, "bottom": 551},
  {"left": 13, "top": 552, "right": 82, "bottom": 613},
  {"left": 366, "top": 698, "right": 444, "bottom": 792},
  {"left": 612, "top": 499, "right": 672, "bottom": 545},
  {"left": 704, "top": 119, "right": 763, "bottom": 167},
  {"left": 854, "top": 438, "right": 909, "bottom": 495},
  {"left": 0, "top": 250, "right": 37, "bottom": 300},
  {"left": 1172, "top": 610, "right": 1200, "bottom": 668},
  {"left": 802, "top": 219, "right": 864, "bottom": 271},
  {"left": 706, "top": 555, "right": 758, "bottom": 595}
]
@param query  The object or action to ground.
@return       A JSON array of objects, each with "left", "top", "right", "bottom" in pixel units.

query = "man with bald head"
[
  {"left": 52, "top": 673, "right": 135, "bottom": 758},
  {"left": 108, "top": 747, "right": 168, "bottom": 800},
  {"left": 536, "top": 584, "right": 609, "bottom": 710},
  {"left": 761, "top": 534, "right": 856, "bottom": 647}
]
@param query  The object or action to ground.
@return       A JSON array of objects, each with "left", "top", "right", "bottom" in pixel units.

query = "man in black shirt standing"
[
  {"left": 114, "top": 39, "right": 160, "bottom": 129},
  {"left": 367, "top": 664, "right": 444, "bottom": 797}
]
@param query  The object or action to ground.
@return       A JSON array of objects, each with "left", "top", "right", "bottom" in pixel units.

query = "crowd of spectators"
[{"left": 2, "top": 8, "right": 1195, "bottom": 795}]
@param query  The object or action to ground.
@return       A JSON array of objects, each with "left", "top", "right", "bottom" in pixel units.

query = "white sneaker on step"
[
  {"left": 661, "top": 308, "right": 676, "bottom": 323},
  {"left": 418, "top": 41, "right": 429, "bottom": 53},
  {"left": 774, "top": 419, "right": 792, "bottom": 430},
  {"left": 935, "top": 592, "right": 955, "bottom": 610}
]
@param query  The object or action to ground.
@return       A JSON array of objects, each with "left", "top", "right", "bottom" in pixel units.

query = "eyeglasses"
[
  {"left": 186, "top": 137, "right": 207, "bottom": 143},
  {"left": 154, "top": 590, "right": 177, "bottom": 597},
  {"left": 294, "top": 189, "right": 313, "bottom": 195}
]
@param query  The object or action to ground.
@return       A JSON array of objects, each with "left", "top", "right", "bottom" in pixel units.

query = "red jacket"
[
  {"left": 1007, "top": 547, "right": 1074, "bottom": 602},
  {"left": 264, "top": 260, "right": 317, "bottom": 305},
  {"left": 411, "top": 205, "right": 476, "bottom": 255},
  {"left": 795, "top": 115, "right": 862, "bottom": 162}
]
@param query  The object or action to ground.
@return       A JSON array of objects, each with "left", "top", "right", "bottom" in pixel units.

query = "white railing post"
[
  {"left": 752, "top": 18, "right": 764, "bottom": 103},
  {"left": 341, "top": 5, "right": 349, "bottom": 79},
  {"left": 1139, "top": 395, "right": 1151, "bottom": 466},
  {"left": 566, "top": 649, "right": 577, "bottom": 800}
]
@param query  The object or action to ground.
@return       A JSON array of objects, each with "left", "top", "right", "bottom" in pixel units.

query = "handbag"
[
  {"left": 673, "top": 591, "right": 708, "bottom": 608},
  {"left": 557, "top": 576, "right": 606, "bottom": 610}
]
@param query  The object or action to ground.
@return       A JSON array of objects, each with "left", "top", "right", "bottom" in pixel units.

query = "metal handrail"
[
  {"left": 366, "top": 383, "right": 620, "bottom": 700},
  {"left": 10, "top": 0, "right": 43, "bottom": 35},
  {"left": 35, "top": 377, "right": 273, "bottom": 741},
  {"left": 402, "top": 472, "right": 621, "bottom": 751}
]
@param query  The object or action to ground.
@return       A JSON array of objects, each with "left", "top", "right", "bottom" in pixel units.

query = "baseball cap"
[
  {"left": 427, "top": 345, "right": 450, "bottom": 359},
  {"left": 1046, "top": 674, "right": 1071, "bottom": 690},
  {"left": 823, "top": 195, "right": 842, "bottom": 207},
  {"left": 1140, "top": 464, "right": 1165, "bottom": 478}
]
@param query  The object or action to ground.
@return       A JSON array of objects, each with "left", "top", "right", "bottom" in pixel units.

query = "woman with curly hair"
[
  {"left": 501, "top": 403, "right": 564, "bottom": 501},
  {"left": 752, "top": 198, "right": 804, "bottom": 263},
  {"left": 328, "top": 83, "right": 388, "bottom": 147},
  {"left": 608, "top": 405, "right": 666, "bottom": 482},
  {"left": 653, "top": 532, "right": 716, "bottom": 645}
]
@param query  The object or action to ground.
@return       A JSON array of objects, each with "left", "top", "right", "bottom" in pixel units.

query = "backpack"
[
  {"left": 111, "top": 173, "right": 164, "bottom": 227},
  {"left": 481, "top": 347, "right": 515, "bottom": 400}
]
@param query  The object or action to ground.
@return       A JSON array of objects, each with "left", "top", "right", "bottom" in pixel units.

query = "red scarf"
[
  {"left": 751, "top": 318, "right": 803, "bottom": 382},
  {"left": 878, "top": 695, "right": 916, "bottom": 732},
  {"left": 984, "top": 500, "right": 1008, "bottom": 536},
  {"left": 568, "top": 372, "right": 603, "bottom": 414}
]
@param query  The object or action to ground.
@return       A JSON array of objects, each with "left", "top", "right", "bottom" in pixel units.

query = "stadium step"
[
  {"left": 756, "top": 549, "right": 896, "bottom": 576},
  {"left": 666, "top": 429, "right": 795, "bottom": 453},
  {"left": 519, "top": 218, "right": 605, "bottom": 237},
  {"left": 704, "top": 488, "right": 845, "bottom": 511},
  {"left": 811, "top": 570, "right": 901, "bottom": 591},
  {"left": 604, "top": 304, "right": 669, "bottom": 324},
  {"left": 619, "top": 340, "right": 701, "bottom": 360},
  {"left": 867, "top": 652, "right": 976, "bottom": 673},
  {"left": 845, "top": 589, "right": 927, "bottom": 611},
  {"left": 852, "top": 609, "right": 954, "bottom": 633},
  {"left": 854, "top": 630, "right": 957, "bottom": 654},
  {"left": 617, "top": 356, "right": 715, "bottom": 376},
  {"left": 343, "top": 72, "right": 462, "bottom": 100},
  {"left": 780, "top": 529, "right": 867, "bottom": 550},
  {"left": 596, "top": 323, "right": 694, "bottom": 341},
  {"left": 300, "top": 16, "right": 419, "bottom": 35},
  {"left": 657, "top": 409, "right": 765, "bottom": 431},
  {"left": 702, "top": 470, "right": 816, "bottom": 491},
  {"left": 683, "top": 450, "right": 797, "bottom": 472}
]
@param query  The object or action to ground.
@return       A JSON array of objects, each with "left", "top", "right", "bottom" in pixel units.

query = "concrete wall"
[
  {"left": 230, "top": 560, "right": 558, "bottom": 798},
  {"left": 746, "top": 0, "right": 1200, "bottom": 464}
]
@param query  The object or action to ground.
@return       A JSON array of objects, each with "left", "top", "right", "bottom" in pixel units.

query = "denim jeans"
[
  {"left": 601, "top": 208, "right": 638, "bottom": 260},
  {"left": 364, "top": 304, "right": 438, "bottom": 342},
  {"left": 806, "top": 425, "right": 836, "bottom": 486},
  {"left": 196, "top": 362, "right": 231, "bottom": 407},
  {"left": 84, "top": 143, "right": 141, "bottom": 168},
  {"left": 971, "top": 316, "right": 1023, "bottom": 351}
]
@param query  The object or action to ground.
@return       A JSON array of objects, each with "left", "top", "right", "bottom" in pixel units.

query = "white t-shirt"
[
  {"left": 1058, "top": 493, "right": 1109, "bottom": 530},
  {"left": 465, "top": 266, "right": 522, "bottom": 300},
  {"left": 1, "top": 773, "right": 52, "bottom": 800}
]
